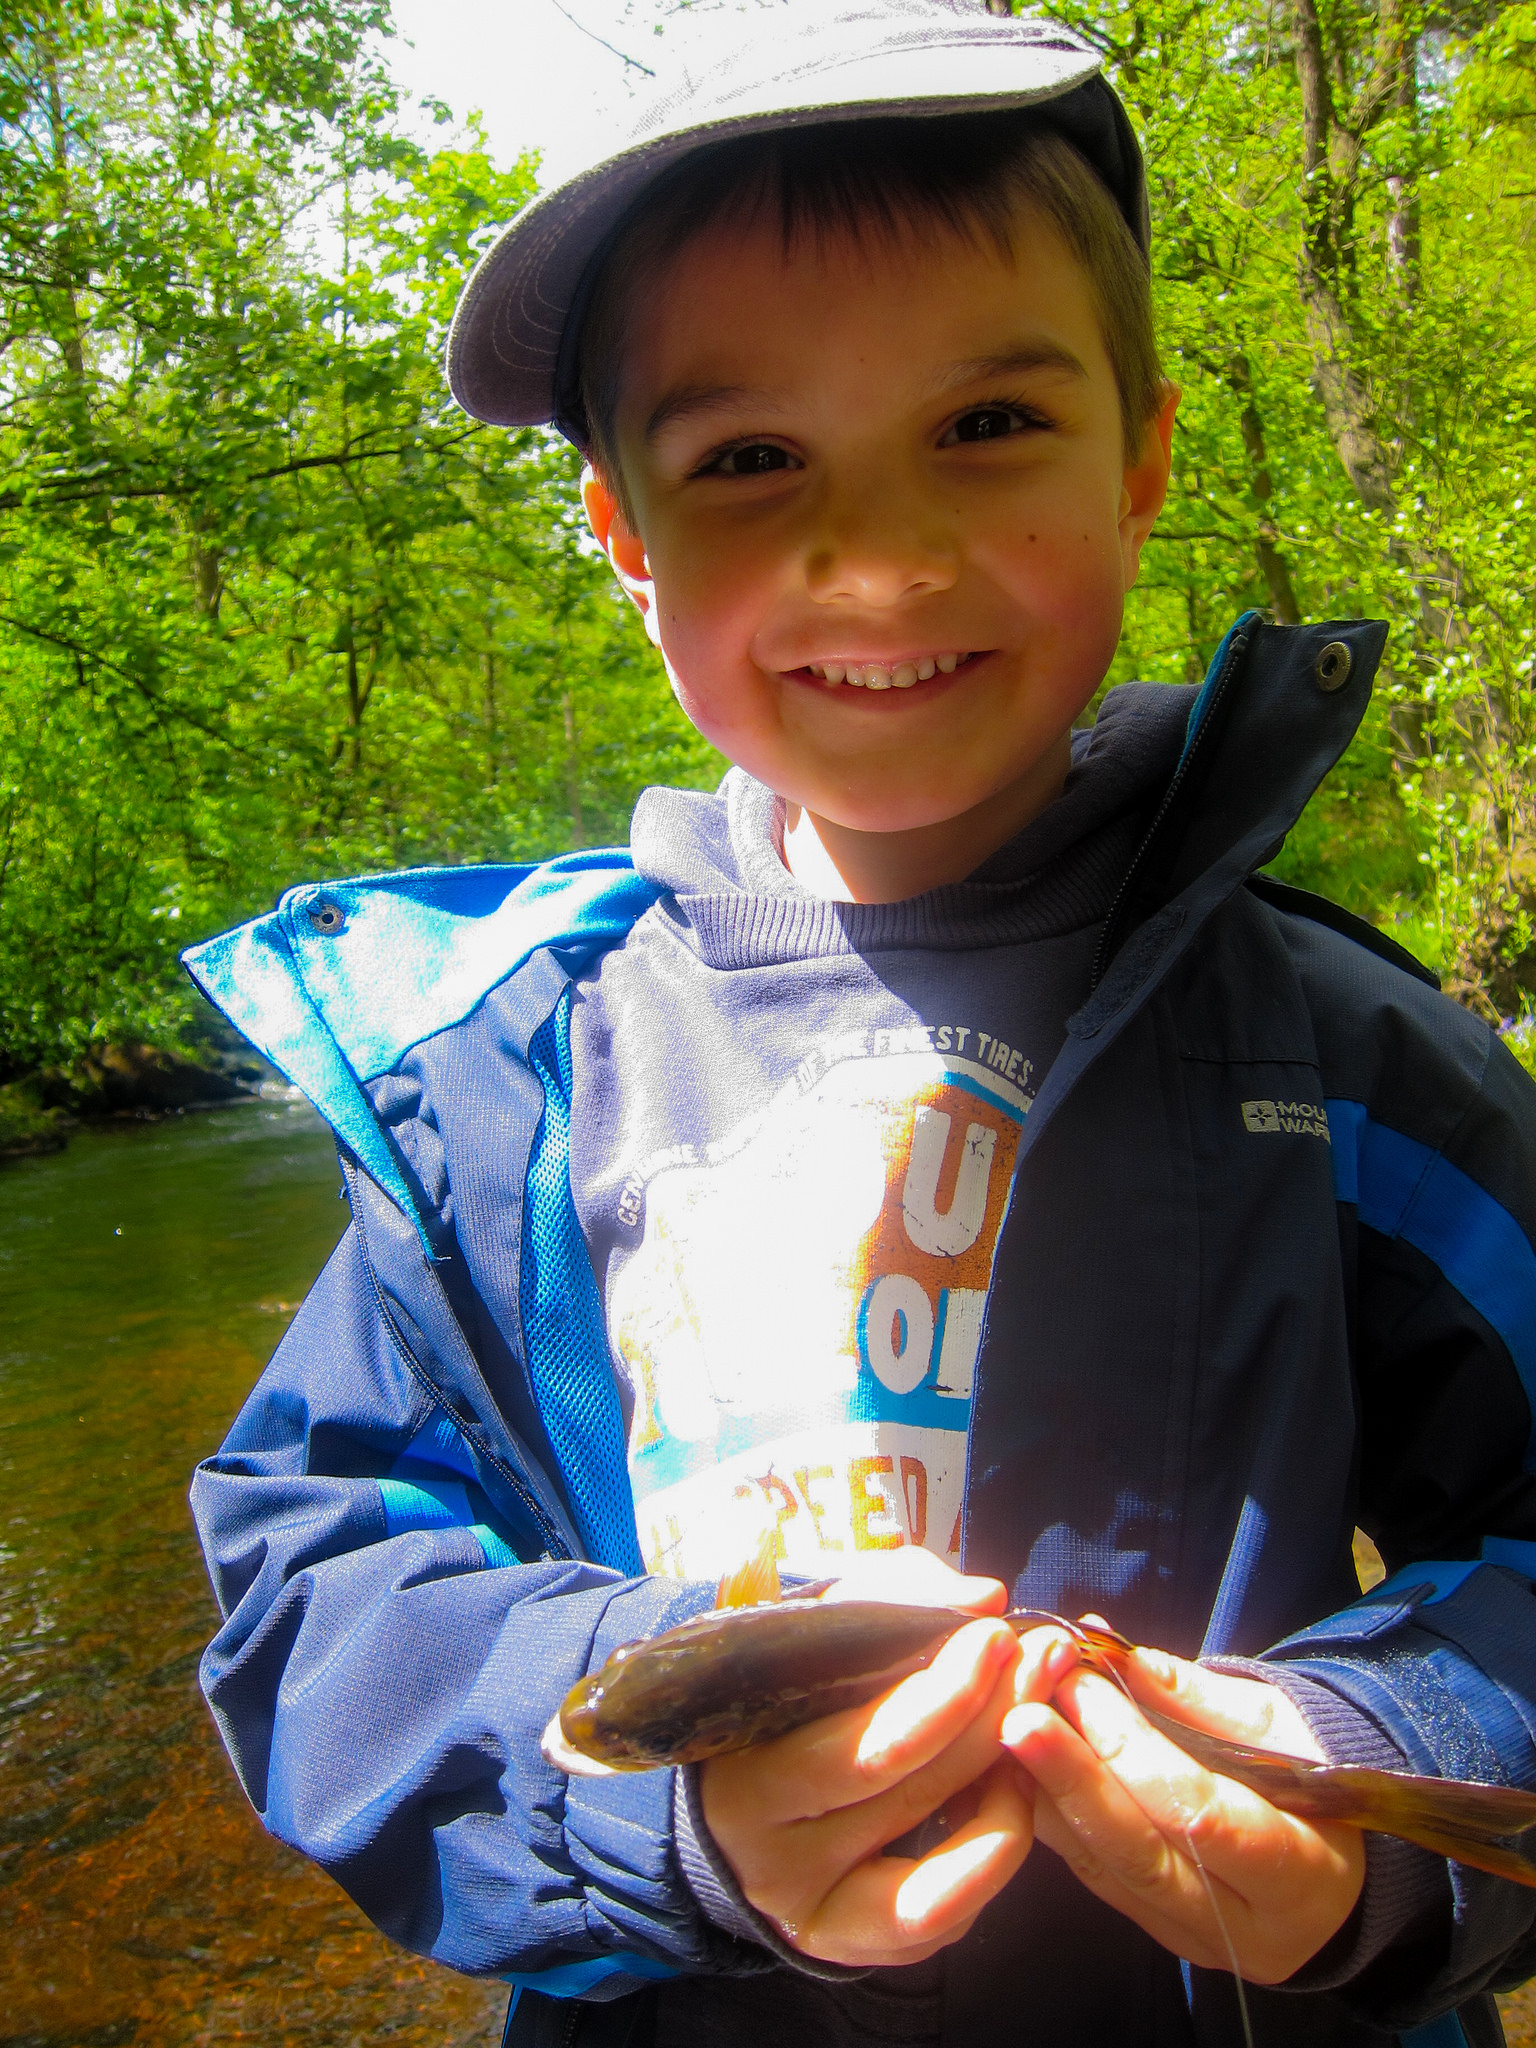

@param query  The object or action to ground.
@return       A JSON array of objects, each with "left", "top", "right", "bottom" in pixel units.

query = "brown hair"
[{"left": 576, "top": 107, "right": 1162, "bottom": 520}]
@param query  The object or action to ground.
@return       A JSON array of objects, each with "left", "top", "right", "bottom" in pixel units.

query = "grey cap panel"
[{"left": 445, "top": 3, "right": 1141, "bottom": 433}]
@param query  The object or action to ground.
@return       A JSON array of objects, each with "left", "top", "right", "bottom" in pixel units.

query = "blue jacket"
[{"left": 186, "top": 615, "right": 1536, "bottom": 2048}]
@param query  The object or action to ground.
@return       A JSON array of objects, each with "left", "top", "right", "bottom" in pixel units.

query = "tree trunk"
[
  {"left": 1226, "top": 353, "right": 1302, "bottom": 623},
  {"left": 1296, "top": 268, "right": 1397, "bottom": 513},
  {"left": 1290, "top": 0, "right": 1400, "bottom": 514},
  {"left": 332, "top": 613, "right": 377, "bottom": 773},
  {"left": 484, "top": 646, "right": 499, "bottom": 784},
  {"left": 562, "top": 689, "right": 584, "bottom": 849},
  {"left": 1382, "top": 0, "right": 1420, "bottom": 296},
  {"left": 188, "top": 509, "right": 222, "bottom": 616},
  {"left": 43, "top": 54, "right": 87, "bottom": 384},
  {"left": 346, "top": 642, "right": 364, "bottom": 773}
]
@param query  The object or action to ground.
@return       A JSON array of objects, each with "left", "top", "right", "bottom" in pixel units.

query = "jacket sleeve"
[
  {"left": 190, "top": 1219, "right": 767, "bottom": 1990},
  {"left": 1253, "top": 950, "right": 1536, "bottom": 2023}
]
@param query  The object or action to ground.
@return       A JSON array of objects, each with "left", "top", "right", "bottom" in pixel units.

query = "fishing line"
[
  {"left": 1035, "top": 1614, "right": 1254, "bottom": 2048},
  {"left": 1180, "top": 1825, "right": 1254, "bottom": 2048}
]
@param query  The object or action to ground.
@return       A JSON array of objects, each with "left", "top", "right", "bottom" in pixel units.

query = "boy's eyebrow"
[
  {"left": 642, "top": 342, "right": 1088, "bottom": 443},
  {"left": 644, "top": 382, "right": 785, "bottom": 442},
  {"left": 936, "top": 341, "right": 1090, "bottom": 390}
]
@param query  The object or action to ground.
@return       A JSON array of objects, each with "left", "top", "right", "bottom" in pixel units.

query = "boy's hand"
[
  {"left": 699, "top": 1551, "right": 1036, "bottom": 1967},
  {"left": 1001, "top": 1631, "right": 1367, "bottom": 1985}
]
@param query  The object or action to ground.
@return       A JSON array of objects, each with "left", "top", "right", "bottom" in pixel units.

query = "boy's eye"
[
  {"left": 942, "top": 405, "right": 1047, "bottom": 446},
  {"left": 704, "top": 442, "right": 797, "bottom": 477}
]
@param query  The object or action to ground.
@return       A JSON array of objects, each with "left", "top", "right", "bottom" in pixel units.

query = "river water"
[{"left": 0, "top": 1104, "right": 506, "bottom": 2048}]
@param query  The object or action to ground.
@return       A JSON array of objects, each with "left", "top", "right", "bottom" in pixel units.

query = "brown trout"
[{"left": 552, "top": 1558, "right": 1536, "bottom": 1888}]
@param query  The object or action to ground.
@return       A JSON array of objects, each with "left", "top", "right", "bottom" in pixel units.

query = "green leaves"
[
  {"left": 0, "top": 0, "right": 715, "bottom": 1074},
  {"left": 1067, "top": 0, "right": 1536, "bottom": 1021}
]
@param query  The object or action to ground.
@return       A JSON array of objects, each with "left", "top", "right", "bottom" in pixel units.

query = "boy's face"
[{"left": 584, "top": 195, "right": 1176, "bottom": 849}]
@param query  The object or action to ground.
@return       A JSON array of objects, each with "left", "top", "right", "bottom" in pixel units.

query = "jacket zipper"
[
  {"left": 340, "top": 1153, "right": 575, "bottom": 1562},
  {"left": 1090, "top": 623, "right": 1252, "bottom": 991}
]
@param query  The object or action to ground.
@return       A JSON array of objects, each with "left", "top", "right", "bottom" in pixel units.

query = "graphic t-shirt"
[{"left": 566, "top": 685, "right": 1187, "bottom": 1585}]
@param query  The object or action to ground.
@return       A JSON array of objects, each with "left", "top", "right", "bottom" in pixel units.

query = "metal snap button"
[
  {"left": 1315, "top": 641, "right": 1352, "bottom": 692},
  {"left": 307, "top": 898, "right": 345, "bottom": 934}
]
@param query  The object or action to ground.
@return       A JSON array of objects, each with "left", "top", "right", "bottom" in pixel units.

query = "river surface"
[{"left": 0, "top": 1105, "right": 505, "bottom": 2048}]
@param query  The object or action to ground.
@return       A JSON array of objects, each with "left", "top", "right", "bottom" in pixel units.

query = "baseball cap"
[{"left": 446, "top": 0, "right": 1149, "bottom": 441}]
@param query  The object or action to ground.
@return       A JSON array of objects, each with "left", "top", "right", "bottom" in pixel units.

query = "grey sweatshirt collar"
[{"left": 629, "top": 681, "right": 1197, "bottom": 967}]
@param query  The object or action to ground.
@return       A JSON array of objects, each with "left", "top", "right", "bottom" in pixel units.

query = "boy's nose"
[{"left": 802, "top": 481, "right": 959, "bottom": 607}]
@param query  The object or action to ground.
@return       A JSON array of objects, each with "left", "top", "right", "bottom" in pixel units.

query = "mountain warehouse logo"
[{"left": 1241, "top": 1098, "right": 1331, "bottom": 1140}]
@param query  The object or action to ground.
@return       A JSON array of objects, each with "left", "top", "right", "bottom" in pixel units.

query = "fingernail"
[
  {"left": 1000, "top": 1704, "right": 1044, "bottom": 1749},
  {"left": 1047, "top": 1637, "right": 1079, "bottom": 1683}
]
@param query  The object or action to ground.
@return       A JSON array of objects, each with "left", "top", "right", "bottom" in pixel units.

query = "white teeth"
[{"left": 804, "top": 652, "right": 971, "bottom": 687}]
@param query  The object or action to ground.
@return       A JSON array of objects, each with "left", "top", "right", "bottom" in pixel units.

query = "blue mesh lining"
[
  {"left": 521, "top": 994, "right": 643, "bottom": 1572},
  {"left": 378, "top": 1470, "right": 525, "bottom": 1571}
]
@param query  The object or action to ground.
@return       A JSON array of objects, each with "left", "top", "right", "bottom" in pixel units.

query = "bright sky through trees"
[{"left": 386, "top": 0, "right": 666, "bottom": 186}]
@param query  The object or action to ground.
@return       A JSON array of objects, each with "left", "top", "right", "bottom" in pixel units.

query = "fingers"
[
  {"left": 1013, "top": 1667, "right": 1312, "bottom": 1895},
  {"left": 791, "top": 1759, "right": 1035, "bottom": 1966},
  {"left": 1010, "top": 1622, "right": 1083, "bottom": 1707},
  {"left": 797, "top": 1646, "right": 1021, "bottom": 1876},
  {"left": 708, "top": 1616, "right": 1020, "bottom": 1832},
  {"left": 1004, "top": 1685, "right": 1229, "bottom": 1941},
  {"left": 817, "top": 1547, "right": 1007, "bottom": 1616},
  {"left": 1028, "top": 1791, "right": 1242, "bottom": 1973},
  {"left": 702, "top": 1619, "right": 1030, "bottom": 1964},
  {"left": 1004, "top": 1668, "right": 1365, "bottom": 1983},
  {"left": 1115, "top": 1646, "right": 1328, "bottom": 1764}
]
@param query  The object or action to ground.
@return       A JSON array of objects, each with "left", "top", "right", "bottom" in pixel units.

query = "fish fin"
[
  {"left": 1143, "top": 1709, "right": 1536, "bottom": 1890},
  {"left": 716, "top": 1531, "right": 780, "bottom": 1610}
]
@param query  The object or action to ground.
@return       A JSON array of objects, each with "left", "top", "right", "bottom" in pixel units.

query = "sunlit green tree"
[{"left": 0, "top": 0, "right": 717, "bottom": 1073}]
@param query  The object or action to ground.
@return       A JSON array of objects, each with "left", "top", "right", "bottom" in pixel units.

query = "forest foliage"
[{"left": 2, "top": 0, "right": 1535, "bottom": 1085}]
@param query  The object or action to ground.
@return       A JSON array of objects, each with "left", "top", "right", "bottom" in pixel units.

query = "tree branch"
[
  {"left": 0, "top": 425, "right": 484, "bottom": 512},
  {"left": 0, "top": 612, "right": 260, "bottom": 755}
]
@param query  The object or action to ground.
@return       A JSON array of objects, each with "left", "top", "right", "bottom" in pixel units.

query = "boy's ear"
[
  {"left": 1118, "top": 383, "right": 1181, "bottom": 592},
  {"left": 582, "top": 464, "right": 662, "bottom": 648}
]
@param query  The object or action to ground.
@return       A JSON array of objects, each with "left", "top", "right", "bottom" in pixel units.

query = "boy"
[{"left": 186, "top": 4, "right": 1536, "bottom": 2043}]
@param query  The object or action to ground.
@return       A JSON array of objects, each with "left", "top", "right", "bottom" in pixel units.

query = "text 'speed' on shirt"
[{"left": 566, "top": 692, "right": 1192, "bottom": 1583}]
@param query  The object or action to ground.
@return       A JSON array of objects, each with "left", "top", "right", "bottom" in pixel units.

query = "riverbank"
[{"left": 0, "top": 1043, "right": 265, "bottom": 1158}]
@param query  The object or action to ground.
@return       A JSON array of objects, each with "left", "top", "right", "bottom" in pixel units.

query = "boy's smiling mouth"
[{"left": 797, "top": 651, "right": 980, "bottom": 691}]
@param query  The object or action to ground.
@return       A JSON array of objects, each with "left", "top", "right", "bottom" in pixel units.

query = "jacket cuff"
[
  {"left": 1207, "top": 1658, "right": 1453, "bottom": 1992},
  {"left": 672, "top": 1764, "right": 866, "bottom": 1982}
]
